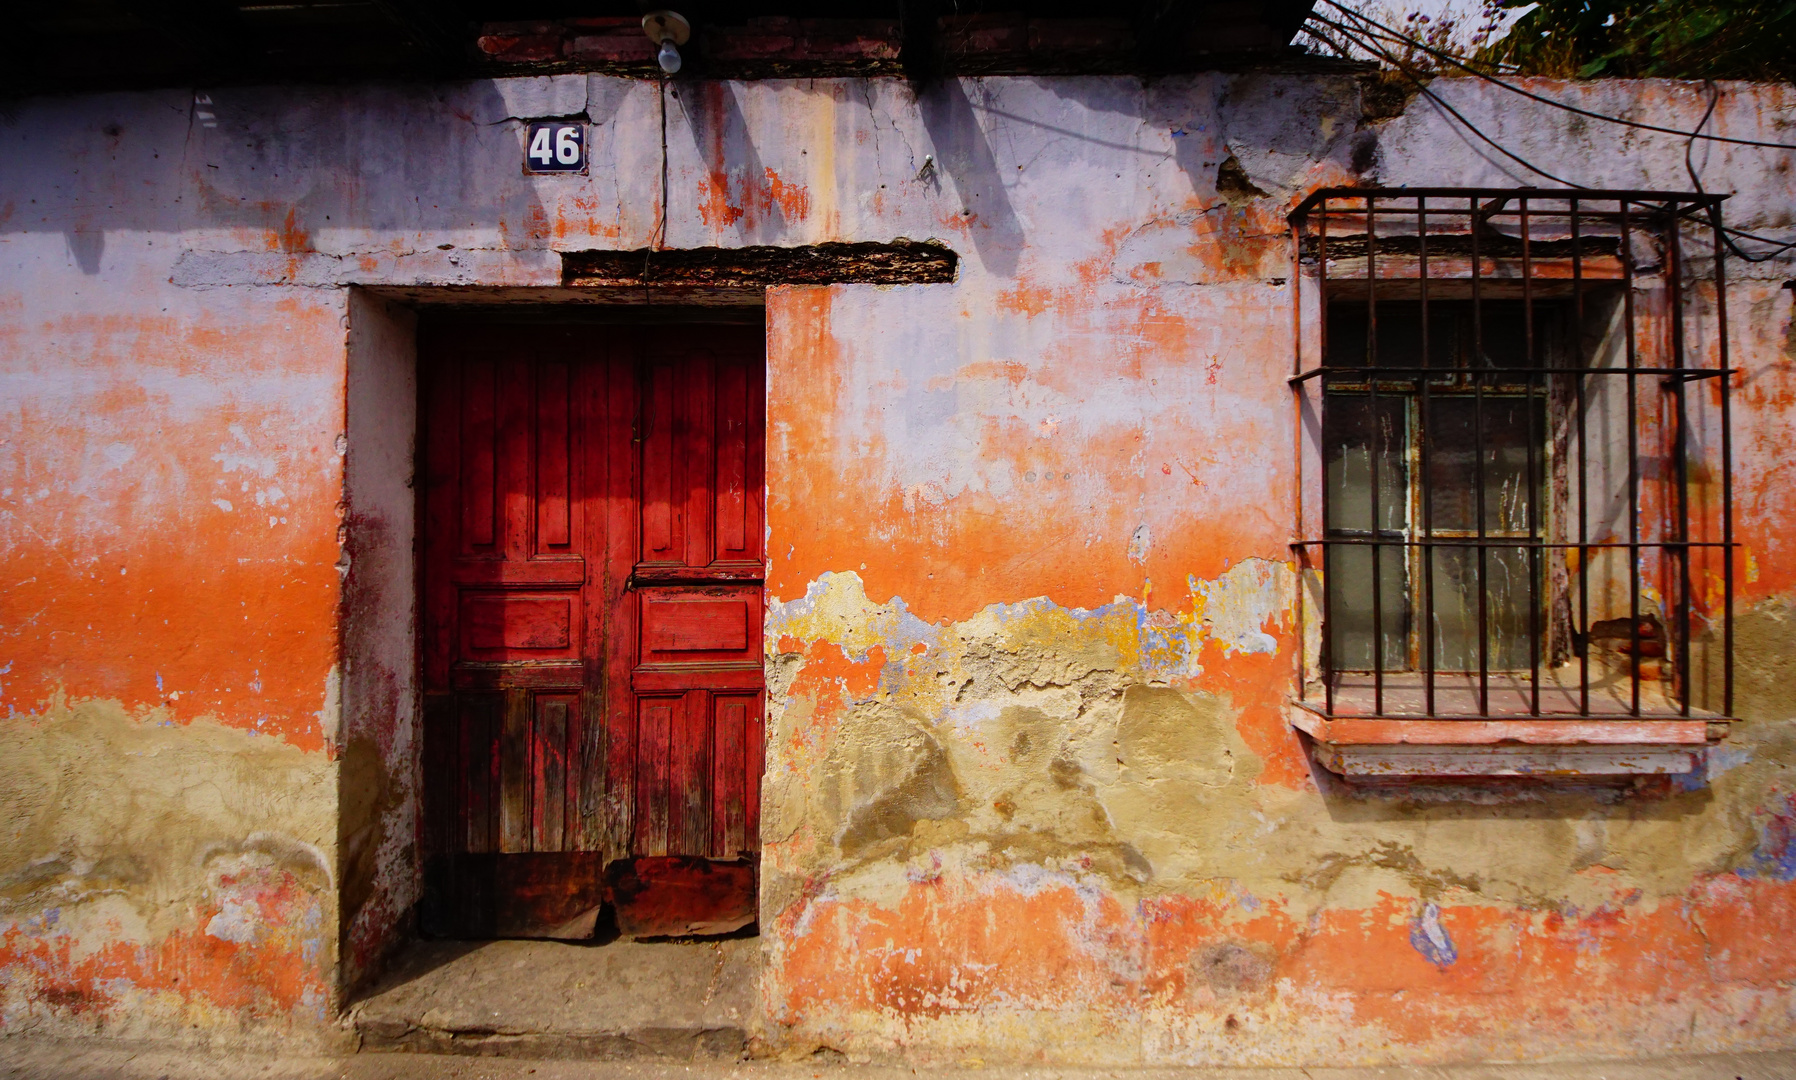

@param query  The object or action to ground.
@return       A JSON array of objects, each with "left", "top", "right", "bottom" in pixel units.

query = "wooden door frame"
[{"left": 339, "top": 291, "right": 772, "bottom": 991}]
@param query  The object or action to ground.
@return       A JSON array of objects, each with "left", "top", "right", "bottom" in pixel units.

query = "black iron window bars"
[{"left": 1289, "top": 188, "right": 1735, "bottom": 722}]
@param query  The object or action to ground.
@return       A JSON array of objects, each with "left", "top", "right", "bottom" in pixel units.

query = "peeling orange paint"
[
  {"left": 767, "top": 284, "right": 1289, "bottom": 626},
  {"left": 0, "top": 863, "right": 328, "bottom": 1031},
  {"left": 769, "top": 871, "right": 1796, "bottom": 1062},
  {"left": 699, "top": 167, "right": 812, "bottom": 231},
  {"left": 0, "top": 304, "right": 345, "bottom": 752}
]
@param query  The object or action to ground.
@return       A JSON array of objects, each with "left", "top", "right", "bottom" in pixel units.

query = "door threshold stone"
[{"left": 348, "top": 937, "right": 756, "bottom": 1059}]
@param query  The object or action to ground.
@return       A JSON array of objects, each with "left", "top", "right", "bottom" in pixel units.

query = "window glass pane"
[
  {"left": 1426, "top": 396, "right": 1542, "bottom": 535},
  {"left": 1328, "top": 543, "right": 1410, "bottom": 671},
  {"left": 1325, "top": 395, "right": 1407, "bottom": 534},
  {"left": 1321, "top": 300, "right": 1554, "bottom": 683},
  {"left": 1468, "top": 301, "right": 1555, "bottom": 370},
  {"left": 1325, "top": 393, "right": 1409, "bottom": 671},
  {"left": 1327, "top": 306, "right": 1368, "bottom": 367},
  {"left": 1376, "top": 306, "right": 1456, "bottom": 371},
  {"left": 1327, "top": 304, "right": 1454, "bottom": 369},
  {"left": 1429, "top": 544, "right": 1538, "bottom": 671}
]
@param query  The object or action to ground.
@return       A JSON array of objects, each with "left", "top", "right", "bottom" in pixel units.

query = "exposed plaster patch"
[
  {"left": 761, "top": 552, "right": 1796, "bottom": 1061},
  {"left": 491, "top": 75, "right": 591, "bottom": 126},
  {"left": 769, "top": 571, "right": 939, "bottom": 660},
  {"left": 1408, "top": 901, "right": 1458, "bottom": 968},
  {"left": 205, "top": 896, "right": 264, "bottom": 943},
  {"left": 0, "top": 697, "right": 335, "bottom": 1041},
  {"left": 1188, "top": 561, "right": 1282, "bottom": 657},
  {"left": 1126, "top": 524, "right": 1151, "bottom": 564},
  {"left": 764, "top": 565, "right": 1290, "bottom": 909}
]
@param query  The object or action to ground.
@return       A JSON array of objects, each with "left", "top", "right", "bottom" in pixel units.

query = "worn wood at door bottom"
[
  {"left": 421, "top": 853, "right": 606, "bottom": 940},
  {"left": 420, "top": 854, "right": 757, "bottom": 941},
  {"left": 607, "top": 856, "right": 757, "bottom": 939}
]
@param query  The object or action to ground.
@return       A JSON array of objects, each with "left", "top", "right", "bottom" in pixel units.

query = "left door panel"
[{"left": 420, "top": 324, "right": 620, "bottom": 938}]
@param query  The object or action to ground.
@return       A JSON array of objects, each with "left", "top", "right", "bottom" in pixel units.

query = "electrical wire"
[
  {"left": 657, "top": 75, "right": 670, "bottom": 252},
  {"left": 642, "top": 74, "right": 672, "bottom": 295},
  {"left": 1309, "top": 14, "right": 1584, "bottom": 186},
  {"left": 1318, "top": 0, "right": 1796, "bottom": 152},
  {"left": 1309, "top": 11, "right": 1796, "bottom": 261},
  {"left": 1684, "top": 79, "right": 1796, "bottom": 261}
]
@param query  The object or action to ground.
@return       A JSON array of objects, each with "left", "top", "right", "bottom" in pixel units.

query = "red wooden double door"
[{"left": 420, "top": 319, "right": 765, "bottom": 938}]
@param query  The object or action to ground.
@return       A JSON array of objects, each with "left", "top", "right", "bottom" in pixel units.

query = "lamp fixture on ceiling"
[{"left": 642, "top": 11, "right": 691, "bottom": 75}]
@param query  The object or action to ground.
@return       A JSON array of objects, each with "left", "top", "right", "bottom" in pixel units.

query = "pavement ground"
[
  {"left": 2, "top": 1042, "right": 1793, "bottom": 1080},
  {"left": 4, "top": 939, "right": 1791, "bottom": 1079}
]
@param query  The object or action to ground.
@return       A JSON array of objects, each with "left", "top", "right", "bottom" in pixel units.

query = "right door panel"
[{"left": 621, "top": 328, "right": 766, "bottom": 863}]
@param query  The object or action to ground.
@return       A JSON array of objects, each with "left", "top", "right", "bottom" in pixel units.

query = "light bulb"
[{"left": 657, "top": 39, "right": 682, "bottom": 74}]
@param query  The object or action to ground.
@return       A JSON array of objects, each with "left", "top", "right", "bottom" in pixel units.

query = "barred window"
[{"left": 1291, "top": 190, "right": 1735, "bottom": 724}]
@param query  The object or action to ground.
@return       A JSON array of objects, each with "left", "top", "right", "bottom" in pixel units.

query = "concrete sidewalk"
[
  {"left": 347, "top": 938, "right": 757, "bottom": 1059},
  {"left": 3, "top": 1041, "right": 1794, "bottom": 1080}
]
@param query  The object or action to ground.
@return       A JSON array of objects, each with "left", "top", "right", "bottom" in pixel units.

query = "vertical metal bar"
[
  {"left": 1668, "top": 208, "right": 1692, "bottom": 716},
  {"left": 1293, "top": 218, "right": 1306, "bottom": 707},
  {"left": 1471, "top": 195, "right": 1489, "bottom": 715},
  {"left": 1367, "top": 196, "right": 1384, "bottom": 714},
  {"left": 1522, "top": 197, "right": 1541, "bottom": 715},
  {"left": 1622, "top": 201, "right": 1642, "bottom": 715},
  {"left": 1714, "top": 203, "right": 1734, "bottom": 716},
  {"left": 1320, "top": 196, "right": 1335, "bottom": 717},
  {"left": 1572, "top": 199, "right": 1590, "bottom": 714},
  {"left": 1419, "top": 196, "right": 1436, "bottom": 717}
]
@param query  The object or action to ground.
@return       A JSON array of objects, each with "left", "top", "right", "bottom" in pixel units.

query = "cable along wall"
[{"left": 1289, "top": 188, "right": 1735, "bottom": 724}]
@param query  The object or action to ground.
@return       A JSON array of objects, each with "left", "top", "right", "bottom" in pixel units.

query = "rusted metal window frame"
[{"left": 1289, "top": 187, "right": 1735, "bottom": 723}]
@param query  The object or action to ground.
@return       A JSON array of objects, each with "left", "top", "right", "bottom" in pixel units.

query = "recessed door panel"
[
  {"left": 462, "top": 593, "right": 578, "bottom": 656},
  {"left": 638, "top": 587, "right": 761, "bottom": 666}
]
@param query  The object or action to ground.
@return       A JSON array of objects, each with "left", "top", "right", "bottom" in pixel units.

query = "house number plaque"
[{"left": 524, "top": 122, "right": 587, "bottom": 174}]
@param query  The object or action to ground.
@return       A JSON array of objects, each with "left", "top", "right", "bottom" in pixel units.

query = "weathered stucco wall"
[
  {"left": 0, "top": 92, "right": 349, "bottom": 1043},
  {"left": 751, "top": 77, "right": 1796, "bottom": 1065},
  {"left": 2, "top": 72, "right": 1794, "bottom": 1060}
]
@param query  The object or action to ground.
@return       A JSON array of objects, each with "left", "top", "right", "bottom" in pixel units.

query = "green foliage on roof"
[{"left": 1481, "top": 0, "right": 1796, "bottom": 80}]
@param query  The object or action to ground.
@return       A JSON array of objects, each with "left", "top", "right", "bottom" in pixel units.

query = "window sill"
[{"left": 1289, "top": 708, "right": 1729, "bottom": 780}]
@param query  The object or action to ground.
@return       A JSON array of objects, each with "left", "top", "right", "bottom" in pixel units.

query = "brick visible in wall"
[
  {"left": 705, "top": 18, "right": 901, "bottom": 69},
  {"left": 936, "top": 15, "right": 1147, "bottom": 74},
  {"left": 476, "top": 26, "right": 565, "bottom": 64},
  {"left": 478, "top": 17, "right": 903, "bottom": 77},
  {"left": 567, "top": 18, "right": 656, "bottom": 65}
]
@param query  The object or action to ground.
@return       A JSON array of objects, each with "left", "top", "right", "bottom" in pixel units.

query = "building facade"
[{"left": 3, "top": 36, "right": 1796, "bottom": 1064}]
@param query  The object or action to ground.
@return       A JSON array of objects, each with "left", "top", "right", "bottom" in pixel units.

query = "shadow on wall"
[
  {"left": 0, "top": 78, "right": 559, "bottom": 278},
  {"left": 1308, "top": 758, "right": 1718, "bottom": 825},
  {"left": 917, "top": 78, "right": 1024, "bottom": 278},
  {"left": 0, "top": 72, "right": 1381, "bottom": 280},
  {"left": 1035, "top": 73, "right": 1370, "bottom": 206},
  {"left": 65, "top": 226, "right": 104, "bottom": 274}
]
